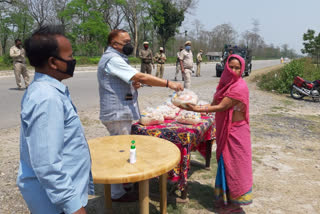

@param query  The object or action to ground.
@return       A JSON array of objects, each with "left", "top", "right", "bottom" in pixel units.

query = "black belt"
[
  {"left": 158, "top": 63, "right": 164, "bottom": 64},
  {"left": 16, "top": 61, "right": 23, "bottom": 63}
]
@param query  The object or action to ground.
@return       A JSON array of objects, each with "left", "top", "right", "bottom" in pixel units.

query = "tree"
[
  {"left": 27, "top": 0, "right": 54, "bottom": 27},
  {"left": 210, "top": 23, "right": 237, "bottom": 51},
  {"left": 301, "top": 29, "right": 320, "bottom": 66},
  {"left": 59, "top": 0, "right": 109, "bottom": 56},
  {"left": 149, "top": 0, "right": 184, "bottom": 50}
]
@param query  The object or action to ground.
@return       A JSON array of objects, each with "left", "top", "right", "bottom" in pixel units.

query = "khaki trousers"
[
  {"left": 155, "top": 64, "right": 165, "bottom": 78},
  {"left": 196, "top": 62, "right": 201, "bottom": 77},
  {"left": 183, "top": 69, "right": 192, "bottom": 89},
  {"left": 141, "top": 63, "right": 152, "bottom": 74},
  {"left": 14, "top": 62, "right": 30, "bottom": 88}
]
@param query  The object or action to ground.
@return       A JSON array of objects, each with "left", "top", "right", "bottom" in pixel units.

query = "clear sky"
[{"left": 182, "top": 0, "right": 320, "bottom": 53}]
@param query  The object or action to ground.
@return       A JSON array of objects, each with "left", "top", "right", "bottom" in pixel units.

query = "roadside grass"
[{"left": 255, "top": 58, "right": 320, "bottom": 94}]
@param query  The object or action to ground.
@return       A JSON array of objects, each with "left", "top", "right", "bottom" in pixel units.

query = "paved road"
[{"left": 0, "top": 60, "right": 280, "bottom": 129}]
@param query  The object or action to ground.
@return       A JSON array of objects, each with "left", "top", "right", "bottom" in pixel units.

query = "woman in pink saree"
[{"left": 181, "top": 54, "right": 252, "bottom": 213}]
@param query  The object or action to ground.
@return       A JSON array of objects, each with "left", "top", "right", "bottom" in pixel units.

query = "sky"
[{"left": 182, "top": 0, "right": 320, "bottom": 53}]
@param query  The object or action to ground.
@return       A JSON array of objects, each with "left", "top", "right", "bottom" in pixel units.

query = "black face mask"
[
  {"left": 54, "top": 56, "right": 77, "bottom": 77},
  {"left": 122, "top": 43, "right": 134, "bottom": 56}
]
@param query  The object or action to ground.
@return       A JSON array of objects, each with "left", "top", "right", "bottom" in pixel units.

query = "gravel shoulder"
[{"left": 1, "top": 63, "right": 320, "bottom": 213}]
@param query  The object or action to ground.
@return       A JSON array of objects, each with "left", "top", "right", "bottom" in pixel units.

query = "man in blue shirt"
[
  {"left": 17, "top": 25, "right": 93, "bottom": 214},
  {"left": 97, "top": 29, "right": 183, "bottom": 202}
]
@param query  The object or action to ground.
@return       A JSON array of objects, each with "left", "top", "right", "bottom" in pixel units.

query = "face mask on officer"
[
  {"left": 185, "top": 45, "right": 191, "bottom": 51},
  {"left": 54, "top": 55, "right": 77, "bottom": 77},
  {"left": 144, "top": 45, "right": 148, "bottom": 49},
  {"left": 123, "top": 43, "right": 134, "bottom": 56}
]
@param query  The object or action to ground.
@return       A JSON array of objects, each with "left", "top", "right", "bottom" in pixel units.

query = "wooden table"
[{"left": 88, "top": 135, "right": 181, "bottom": 214}]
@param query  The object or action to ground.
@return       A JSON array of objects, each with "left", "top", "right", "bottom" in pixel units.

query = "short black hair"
[
  {"left": 15, "top": 39, "right": 21, "bottom": 44},
  {"left": 24, "top": 25, "right": 65, "bottom": 67}
]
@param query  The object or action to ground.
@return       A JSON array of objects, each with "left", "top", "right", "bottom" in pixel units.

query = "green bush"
[
  {"left": 74, "top": 56, "right": 101, "bottom": 65},
  {"left": 257, "top": 58, "right": 320, "bottom": 94},
  {"left": 2, "top": 54, "right": 13, "bottom": 65}
]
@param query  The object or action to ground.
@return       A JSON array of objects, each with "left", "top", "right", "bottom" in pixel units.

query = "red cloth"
[{"left": 213, "top": 54, "right": 252, "bottom": 198}]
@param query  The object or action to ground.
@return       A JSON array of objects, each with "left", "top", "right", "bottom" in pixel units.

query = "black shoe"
[{"left": 111, "top": 192, "right": 139, "bottom": 202}]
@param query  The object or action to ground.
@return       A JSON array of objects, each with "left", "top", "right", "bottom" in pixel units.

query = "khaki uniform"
[
  {"left": 175, "top": 51, "right": 183, "bottom": 80},
  {"left": 10, "top": 45, "right": 30, "bottom": 88},
  {"left": 196, "top": 52, "right": 203, "bottom": 77},
  {"left": 139, "top": 49, "right": 154, "bottom": 74},
  {"left": 179, "top": 49, "right": 193, "bottom": 89},
  {"left": 154, "top": 52, "right": 166, "bottom": 78}
]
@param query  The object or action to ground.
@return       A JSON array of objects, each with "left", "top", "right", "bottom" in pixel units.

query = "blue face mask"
[{"left": 185, "top": 46, "right": 191, "bottom": 51}]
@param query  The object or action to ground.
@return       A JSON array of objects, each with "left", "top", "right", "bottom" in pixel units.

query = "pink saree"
[{"left": 213, "top": 54, "right": 253, "bottom": 201}]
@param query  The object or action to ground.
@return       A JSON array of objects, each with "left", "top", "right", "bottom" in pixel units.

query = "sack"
[{"left": 171, "top": 89, "right": 198, "bottom": 108}]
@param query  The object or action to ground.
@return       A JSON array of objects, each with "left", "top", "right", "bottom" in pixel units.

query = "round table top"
[{"left": 88, "top": 135, "right": 181, "bottom": 184}]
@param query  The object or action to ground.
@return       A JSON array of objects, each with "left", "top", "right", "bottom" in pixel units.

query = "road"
[{"left": 0, "top": 60, "right": 280, "bottom": 129}]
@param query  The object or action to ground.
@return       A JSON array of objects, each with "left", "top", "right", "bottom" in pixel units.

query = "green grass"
[{"left": 257, "top": 58, "right": 320, "bottom": 94}]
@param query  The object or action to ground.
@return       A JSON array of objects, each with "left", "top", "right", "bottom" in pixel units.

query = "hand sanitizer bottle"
[{"left": 130, "top": 140, "right": 136, "bottom": 164}]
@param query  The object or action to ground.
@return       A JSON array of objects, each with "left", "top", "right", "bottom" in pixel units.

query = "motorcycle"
[{"left": 290, "top": 76, "right": 320, "bottom": 101}]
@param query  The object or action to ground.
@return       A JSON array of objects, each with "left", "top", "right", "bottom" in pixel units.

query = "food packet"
[
  {"left": 156, "top": 105, "right": 177, "bottom": 120},
  {"left": 171, "top": 89, "right": 199, "bottom": 108},
  {"left": 176, "top": 110, "right": 202, "bottom": 125},
  {"left": 139, "top": 107, "right": 164, "bottom": 126}
]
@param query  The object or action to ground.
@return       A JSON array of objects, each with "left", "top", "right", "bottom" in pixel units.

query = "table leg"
[
  {"left": 139, "top": 180, "right": 149, "bottom": 214},
  {"left": 181, "top": 184, "right": 188, "bottom": 199},
  {"left": 104, "top": 184, "right": 112, "bottom": 212},
  {"left": 159, "top": 173, "right": 167, "bottom": 214},
  {"left": 205, "top": 140, "right": 213, "bottom": 169}
]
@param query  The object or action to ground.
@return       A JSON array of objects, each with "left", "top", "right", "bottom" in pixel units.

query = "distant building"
[{"left": 205, "top": 52, "right": 222, "bottom": 61}]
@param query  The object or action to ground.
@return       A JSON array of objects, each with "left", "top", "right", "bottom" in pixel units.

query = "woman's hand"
[
  {"left": 179, "top": 103, "right": 200, "bottom": 112},
  {"left": 132, "top": 81, "right": 142, "bottom": 90}
]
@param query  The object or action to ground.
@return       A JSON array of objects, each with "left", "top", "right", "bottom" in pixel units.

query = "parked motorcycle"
[{"left": 290, "top": 76, "right": 320, "bottom": 101}]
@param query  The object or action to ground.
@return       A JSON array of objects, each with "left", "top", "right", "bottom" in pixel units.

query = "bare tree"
[
  {"left": 251, "top": 18, "right": 260, "bottom": 34},
  {"left": 52, "top": 0, "right": 69, "bottom": 28},
  {"left": 210, "top": 23, "right": 237, "bottom": 51},
  {"left": 27, "top": 0, "right": 54, "bottom": 27},
  {"left": 120, "top": 0, "right": 139, "bottom": 56},
  {"left": 96, "top": 0, "right": 125, "bottom": 30}
]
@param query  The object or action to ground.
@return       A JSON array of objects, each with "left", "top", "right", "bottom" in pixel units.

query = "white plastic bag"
[
  {"left": 171, "top": 89, "right": 198, "bottom": 108},
  {"left": 156, "top": 105, "right": 177, "bottom": 120},
  {"left": 176, "top": 110, "right": 202, "bottom": 125},
  {"left": 139, "top": 107, "right": 164, "bottom": 126}
]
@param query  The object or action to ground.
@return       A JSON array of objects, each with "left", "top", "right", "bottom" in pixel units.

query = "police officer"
[
  {"left": 139, "top": 41, "right": 154, "bottom": 74},
  {"left": 196, "top": 49, "right": 203, "bottom": 77},
  {"left": 10, "top": 39, "right": 30, "bottom": 89},
  {"left": 179, "top": 41, "right": 194, "bottom": 89},
  {"left": 154, "top": 47, "right": 166, "bottom": 78},
  {"left": 175, "top": 46, "right": 183, "bottom": 81}
]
